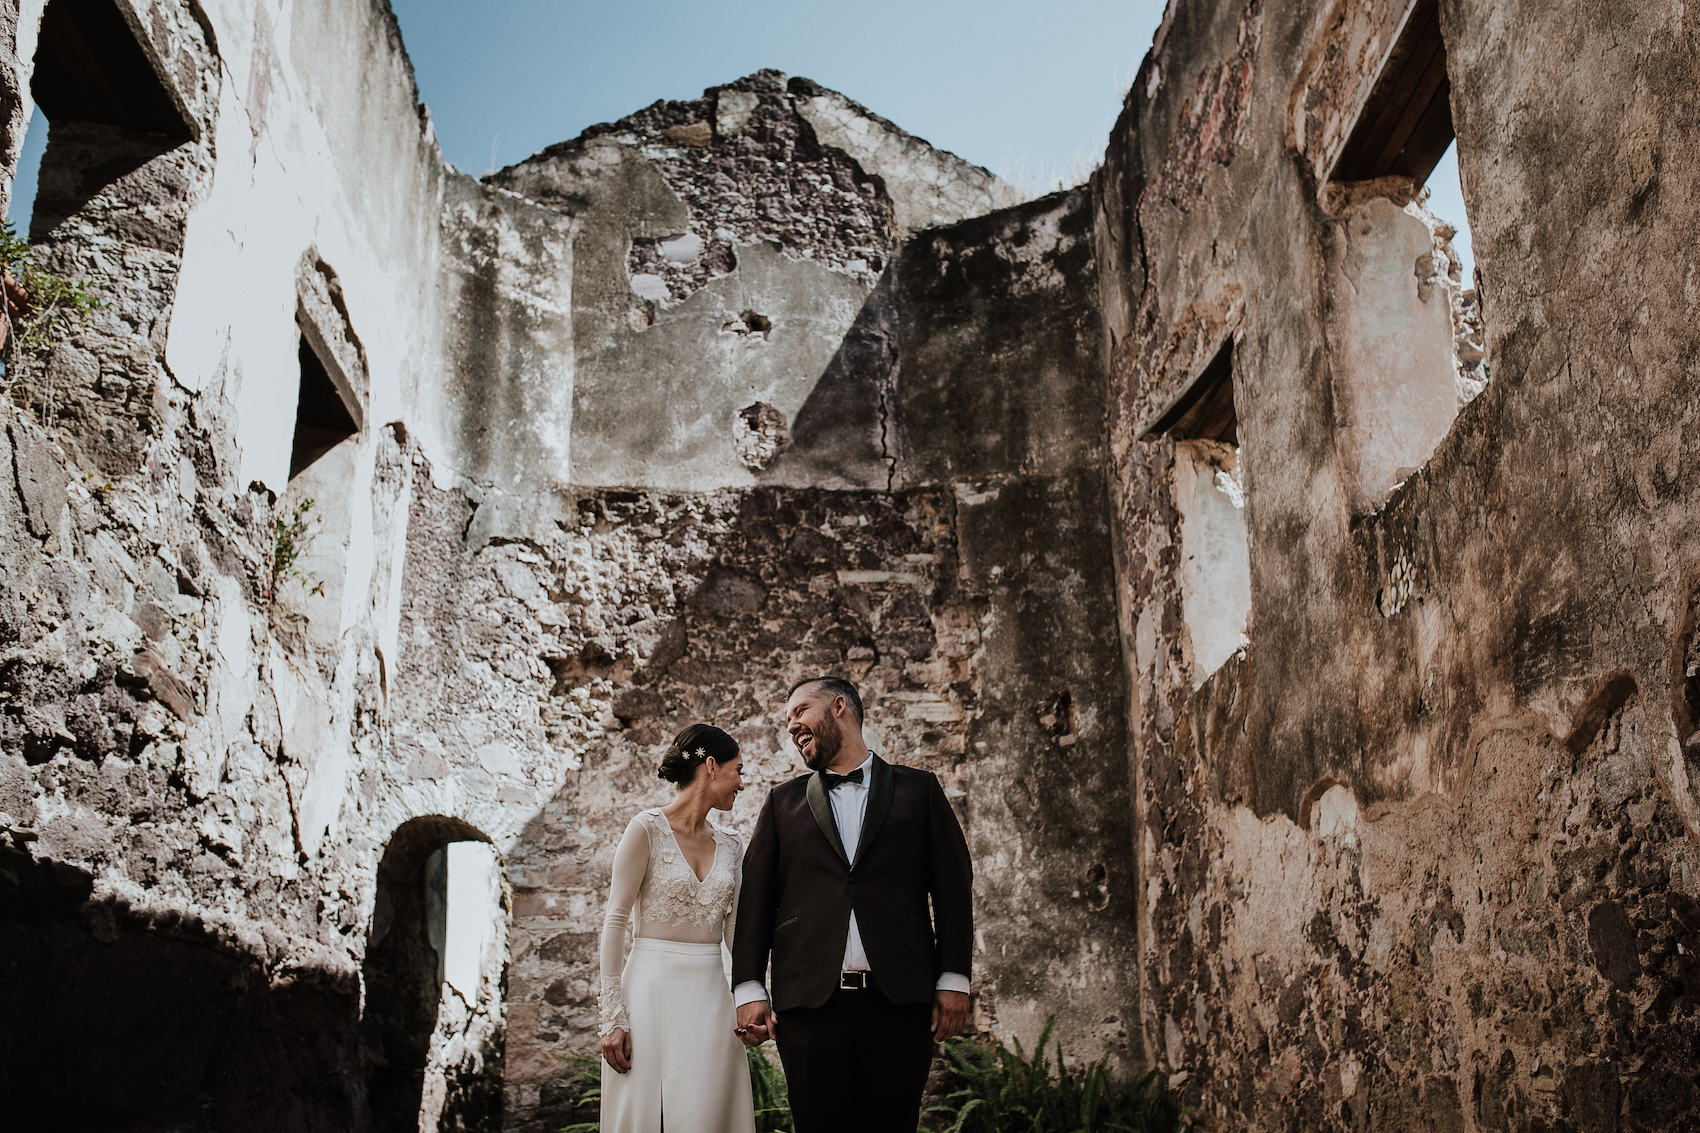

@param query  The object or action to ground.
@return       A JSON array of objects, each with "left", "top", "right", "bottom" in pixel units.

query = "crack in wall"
[{"left": 878, "top": 355, "right": 899, "bottom": 493}]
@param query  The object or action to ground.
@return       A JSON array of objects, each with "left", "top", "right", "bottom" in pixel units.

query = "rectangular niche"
[{"left": 1148, "top": 338, "right": 1251, "bottom": 688}]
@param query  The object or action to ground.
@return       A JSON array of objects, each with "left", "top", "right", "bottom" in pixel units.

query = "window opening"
[
  {"left": 32, "top": 0, "right": 193, "bottom": 139},
  {"left": 1327, "top": 0, "right": 1452, "bottom": 185},
  {"left": 1146, "top": 339, "right": 1238, "bottom": 446},
  {"left": 289, "top": 254, "right": 367, "bottom": 479},
  {"left": 27, "top": 0, "right": 194, "bottom": 240},
  {"left": 1326, "top": 0, "right": 1476, "bottom": 292},
  {"left": 289, "top": 335, "right": 359, "bottom": 479},
  {"left": 1323, "top": 0, "right": 1486, "bottom": 511},
  {"left": 1153, "top": 337, "right": 1251, "bottom": 687}
]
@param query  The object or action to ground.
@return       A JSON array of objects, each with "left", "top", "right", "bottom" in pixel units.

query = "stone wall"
[
  {"left": 0, "top": 0, "right": 493, "bottom": 1127},
  {"left": 465, "top": 174, "right": 1137, "bottom": 1128},
  {"left": 1099, "top": 0, "right": 1700, "bottom": 1128}
]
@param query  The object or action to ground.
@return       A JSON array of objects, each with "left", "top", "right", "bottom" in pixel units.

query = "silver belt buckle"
[{"left": 839, "top": 971, "right": 869, "bottom": 990}]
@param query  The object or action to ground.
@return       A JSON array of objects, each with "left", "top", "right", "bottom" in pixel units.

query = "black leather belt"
[{"left": 839, "top": 971, "right": 872, "bottom": 990}]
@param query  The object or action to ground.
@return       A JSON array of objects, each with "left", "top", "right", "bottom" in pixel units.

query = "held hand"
[
  {"left": 735, "top": 1001, "right": 776, "bottom": 1047},
  {"left": 932, "top": 989, "right": 969, "bottom": 1043},
  {"left": 600, "top": 1027, "right": 632, "bottom": 1074}
]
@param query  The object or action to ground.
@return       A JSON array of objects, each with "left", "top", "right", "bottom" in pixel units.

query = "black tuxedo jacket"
[{"left": 732, "top": 755, "right": 973, "bottom": 1011}]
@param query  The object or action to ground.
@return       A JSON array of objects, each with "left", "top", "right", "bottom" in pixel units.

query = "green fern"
[
  {"left": 928, "top": 1018, "right": 1188, "bottom": 1133},
  {"left": 555, "top": 1049, "right": 602, "bottom": 1133},
  {"left": 747, "top": 1046, "right": 795, "bottom": 1133},
  {"left": 557, "top": 1045, "right": 797, "bottom": 1132}
]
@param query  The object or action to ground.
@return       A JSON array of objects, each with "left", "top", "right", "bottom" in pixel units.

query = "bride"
[{"left": 598, "top": 723, "right": 756, "bottom": 1132}]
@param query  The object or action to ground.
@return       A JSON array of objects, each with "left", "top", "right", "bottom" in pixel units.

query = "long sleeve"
[
  {"left": 926, "top": 772, "right": 974, "bottom": 982},
  {"left": 731, "top": 790, "right": 781, "bottom": 991},
  {"left": 598, "top": 816, "right": 650, "bottom": 1036},
  {"left": 722, "top": 830, "right": 743, "bottom": 957}
]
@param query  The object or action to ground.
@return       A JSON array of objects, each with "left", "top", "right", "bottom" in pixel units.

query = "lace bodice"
[
  {"left": 598, "top": 808, "right": 743, "bottom": 1035},
  {"left": 633, "top": 809, "right": 741, "bottom": 931}
]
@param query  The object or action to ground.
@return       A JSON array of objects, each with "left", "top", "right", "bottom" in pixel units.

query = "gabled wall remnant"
[{"left": 1, "top": 0, "right": 1695, "bottom": 1130}]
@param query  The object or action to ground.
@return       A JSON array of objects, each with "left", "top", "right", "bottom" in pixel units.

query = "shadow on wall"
[
  {"left": 764, "top": 263, "right": 896, "bottom": 490},
  {"left": 0, "top": 816, "right": 509, "bottom": 1132},
  {"left": 0, "top": 843, "right": 363, "bottom": 1130}
]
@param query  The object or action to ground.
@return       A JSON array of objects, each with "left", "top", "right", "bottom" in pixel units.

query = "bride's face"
[{"left": 707, "top": 753, "right": 745, "bottom": 810}]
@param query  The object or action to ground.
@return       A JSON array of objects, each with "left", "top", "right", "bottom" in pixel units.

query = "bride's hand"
[
  {"left": 735, "top": 1001, "right": 775, "bottom": 1047},
  {"left": 601, "top": 1027, "right": 632, "bottom": 1073}
]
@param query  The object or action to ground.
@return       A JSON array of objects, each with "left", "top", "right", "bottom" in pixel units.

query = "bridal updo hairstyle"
[{"left": 656, "top": 723, "right": 739, "bottom": 785}]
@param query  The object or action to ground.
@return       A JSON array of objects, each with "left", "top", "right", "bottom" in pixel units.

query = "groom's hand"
[
  {"left": 736, "top": 1001, "right": 776, "bottom": 1046},
  {"left": 932, "top": 990, "right": 969, "bottom": 1042}
]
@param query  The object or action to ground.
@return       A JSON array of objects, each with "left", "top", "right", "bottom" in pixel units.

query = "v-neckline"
[{"left": 659, "top": 813, "right": 717, "bottom": 885}]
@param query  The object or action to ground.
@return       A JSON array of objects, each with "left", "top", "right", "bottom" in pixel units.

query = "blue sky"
[
  {"left": 387, "top": 0, "right": 1167, "bottom": 191},
  {"left": 5, "top": 0, "right": 1471, "bottom": 280}
]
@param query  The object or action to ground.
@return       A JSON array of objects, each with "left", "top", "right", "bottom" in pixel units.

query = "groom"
[{"left": 733, "top": 676, "right": 973, "bottom": 1132}]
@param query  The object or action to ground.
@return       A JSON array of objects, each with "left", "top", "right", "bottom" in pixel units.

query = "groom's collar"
[
  {"left": 804, "top": 753, "right": 892, "bottom": 869},
  {"left": 829, "top": 752, "right": 876, "bottom": 781}
]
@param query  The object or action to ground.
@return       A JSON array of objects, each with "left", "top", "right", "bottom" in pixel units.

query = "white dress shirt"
[{"left": 735, "top": 753, "right": 970, "bottom": 1007}]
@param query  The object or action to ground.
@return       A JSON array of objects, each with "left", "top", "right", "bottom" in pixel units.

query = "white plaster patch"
[
  {"left": 1328, "top": 197, "right": 1460, "bottom": 512},
  {"left": 1173, "top": 440, "right": 1251, "bottom": 685},
  {"left": 1135, "top": 605, "right": 1156, "bottom": 674},
  {"left": 1316, "top": 784, "right": 1359, "bottom": 839},
  {"left": 659, "top": 233, "right": 703, "bottom": 264},
  {"left": 630, "top": 273, "right": 669, "bottom": 301}
]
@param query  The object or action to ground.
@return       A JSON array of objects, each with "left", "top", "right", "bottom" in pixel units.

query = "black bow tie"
[{"left": 821, "top": 768, "right": 865, "bottom": 790}]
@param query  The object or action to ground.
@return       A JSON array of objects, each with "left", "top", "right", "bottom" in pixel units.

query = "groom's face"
[{"left": 787, "top": 688, "right": 843, "bottom": 771}]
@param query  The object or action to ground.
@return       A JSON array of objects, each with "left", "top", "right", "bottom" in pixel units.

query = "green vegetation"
[
  {"left": 555, "top": 1023, "right": 1184, "bottom": 1133},
  {"left": 929, "top": 1020, "right": 1189, "bottom": 1133},
  {"left": 556, "top": 1050, "right": 602, "bottom": 1133},
  {"left": 558, "top": 1047, "right": 795, "bottom": 1133},
  {"left": 747, "top": 1046, "right": 794, "bottom": 1133},
  {"left": 0, "top": 220, "right": 101, "bottom": 365},
  {"left": 270, "top": 497, "right": 324, "bottom": 599}
]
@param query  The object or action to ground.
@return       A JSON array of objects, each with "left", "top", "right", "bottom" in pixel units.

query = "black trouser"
[{"left": 775, "top": 980, "right": 934, "bottom": 1133}]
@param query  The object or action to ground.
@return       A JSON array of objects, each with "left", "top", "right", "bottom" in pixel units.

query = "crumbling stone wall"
[
  {"left": 478, "top": 70, "right": 1018, "bottom": 494},
  {"left": 0, "top": 0, "right": 497, "bottom": 1126},
  {"left": 435, "top": 174, "right": 1134, "bottom": 1127},
  {"left": 1097, "top": 0, "right": 1700, "bottom": 1128}
]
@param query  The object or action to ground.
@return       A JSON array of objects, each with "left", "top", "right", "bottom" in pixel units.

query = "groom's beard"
[{"left": 799, "top": 714, "right": 843, "bottom": 771}]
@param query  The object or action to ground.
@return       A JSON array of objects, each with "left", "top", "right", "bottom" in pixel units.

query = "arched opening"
[{"left": 362, "top": 816, "right": 508, "bottom": 1133}]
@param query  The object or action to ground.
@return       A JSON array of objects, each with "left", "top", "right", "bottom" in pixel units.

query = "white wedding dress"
[{"left": 599, "top": 808, "right": 756, "bottom": 1132}]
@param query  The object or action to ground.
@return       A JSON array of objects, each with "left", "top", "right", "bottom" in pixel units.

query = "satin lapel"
[
  {"left": 852, "top": 755, "right": 894, "bottom": 869},
  {"left": 806, "top": 771, "right": 851, "bottom": 867}
]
